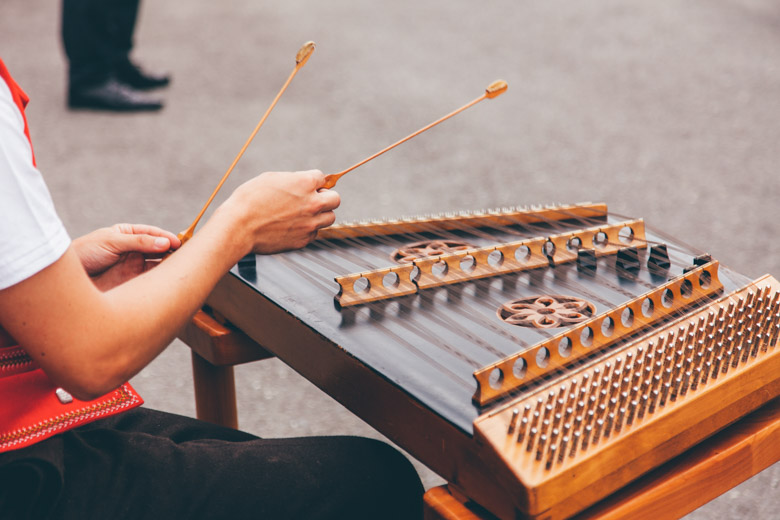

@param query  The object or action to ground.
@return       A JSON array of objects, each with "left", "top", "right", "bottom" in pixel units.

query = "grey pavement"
[{"left": 2, "top": 1, "right": 779, "bottom": 518}]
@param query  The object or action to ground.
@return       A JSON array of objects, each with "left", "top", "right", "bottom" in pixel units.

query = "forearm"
[
  {"left": 112, "top": 206, "right": 251, "bottom": 356},
  {"left": 90, "top": 205, "right": 251, "bottom": 388},
  {"left": 0, "top": 169, "right": 338, "bottom": 400},
  {"left": 0, "top": 206, "right": 250, "bottom": 399}
]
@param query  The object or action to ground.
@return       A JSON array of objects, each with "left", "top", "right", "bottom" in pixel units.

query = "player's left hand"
[{"left": 72, "top": 224, "right": 181, "bottom": 291}]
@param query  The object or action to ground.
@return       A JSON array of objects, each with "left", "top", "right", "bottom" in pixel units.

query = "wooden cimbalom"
[{"left": 203, "top": 202, "right": 780, "bottom": 519}]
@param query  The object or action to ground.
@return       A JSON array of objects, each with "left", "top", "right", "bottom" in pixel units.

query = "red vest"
[
  {"left": 0, "top": 58, "right": 36, "bottom": 166},
  {"left": 0, "top": 58, "right": 142, "bottom": 453}
]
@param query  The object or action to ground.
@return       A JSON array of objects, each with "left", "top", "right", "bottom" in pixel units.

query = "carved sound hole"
[
  {"left": 498, "top": 295, "right": 596, "bottom": 328},
  {"left": 391, "top": 239, "right": 475, "bottom": 264}
]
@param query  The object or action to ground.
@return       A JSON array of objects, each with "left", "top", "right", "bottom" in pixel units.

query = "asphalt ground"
[{"left": 2, "top": 1, "right": 779, "bottom": 517}]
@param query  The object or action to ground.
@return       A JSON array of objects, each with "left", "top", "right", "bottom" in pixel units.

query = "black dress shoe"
[
  {"left": 68, "top": 78, "right": 163, "bottom": 112},
  {"left": 116, "top": 62, "right": 171, "bottom": 90}
]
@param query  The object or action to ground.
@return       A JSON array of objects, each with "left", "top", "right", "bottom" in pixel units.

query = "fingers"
[
  {"left": 105, "top": 230, "right": 174, "bottom": 255},
  {"left": 315, "top": 187, "right": 341, "bottom": 212},
  {"left": 227, "top": 169, "right": 342, "bottom": 255},
  {"left": 109, "top": 224, "right": 182, "bottom": 252},
  {"left": 112, "top": 224, "right": 181, "bottom": 248},
  {"left": 301, "top": 170, "right": 339, "bottom": 229},
  {"left": 305, "top": 169, "right": 326, "bottom": 186},
  {"left": 255, "top": 169, "right": 340, "bottom": 218},
  {"left": 314, "top": 210, "right": 337, "bottom": 230}
]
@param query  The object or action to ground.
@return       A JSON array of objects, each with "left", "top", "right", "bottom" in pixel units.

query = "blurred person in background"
[{"left": 62, "top": 0, "right": 170, "bottom": 111}]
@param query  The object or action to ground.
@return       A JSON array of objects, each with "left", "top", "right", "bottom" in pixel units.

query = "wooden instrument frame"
[
  {"left": 192, "top": 271, "right": 780, "bottom": 519},
  {"left": 474, "top": 276, "right": 780, "bottom": 516},
  {"left": 179, "top": 304, "right": 780, "bottom": 520},
  {"left": 175, "top": 203, "right": 780, "bottom": 519}
]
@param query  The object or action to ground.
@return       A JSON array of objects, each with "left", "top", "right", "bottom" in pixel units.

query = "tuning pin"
[{"left": 507, "top": 408, "right": 520, "bottom": 435}]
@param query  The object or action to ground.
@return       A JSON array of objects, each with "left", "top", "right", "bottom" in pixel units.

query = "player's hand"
[
  {"left": 72, "top": 224, "right": 181, "bottom": 290},
  {"left": 224, "top": 169, "right": 340, "bottom": 255}
]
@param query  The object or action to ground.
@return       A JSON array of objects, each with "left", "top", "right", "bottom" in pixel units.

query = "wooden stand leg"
[
  {"left": 424, "top": 486, "right": 495, "bottom": 520},
  {"left": 191, "top": 350, "right": 239, "bottom": 429}
]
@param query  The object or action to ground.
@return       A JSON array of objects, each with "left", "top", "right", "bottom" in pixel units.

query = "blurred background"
[{"left": 2, "top": 1, "right": 778, "bottom": 517}]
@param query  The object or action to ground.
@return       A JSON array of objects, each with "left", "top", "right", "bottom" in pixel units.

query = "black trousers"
[
  {"left": 0, "top": 408, "right": 423, "bottom": 520},
  {"left": 61, "top": 0, "right": 140, "bottom": 89}
]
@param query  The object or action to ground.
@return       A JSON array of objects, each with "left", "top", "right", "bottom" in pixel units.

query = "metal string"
[{"left": 257, "top": 205, "right": 723, "bottom": 401}]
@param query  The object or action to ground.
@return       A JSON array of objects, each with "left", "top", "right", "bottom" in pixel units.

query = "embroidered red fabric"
[
  {"left": 0, "top": 345, "right": 143, "bottom": 453},
  {"left": 0, "top": 59, "right": 143, "bottom": 453}
]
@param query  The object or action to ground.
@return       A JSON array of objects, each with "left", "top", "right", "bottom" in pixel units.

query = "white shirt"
[{"left": 0, "top": 77, "right": 70, "bottom": 290}]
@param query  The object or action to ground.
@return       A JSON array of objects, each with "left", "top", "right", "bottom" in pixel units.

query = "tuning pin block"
[{"left": 482, "top": 275, "right": 780, "bottom": 476}]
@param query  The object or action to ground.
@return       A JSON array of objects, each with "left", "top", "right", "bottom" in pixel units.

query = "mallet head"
[
  {"left": 296, "top": 41, "right": 316, "bottom": 66},
  {"left": 486, "top": 80, "right": 508, "bottom": 99}
]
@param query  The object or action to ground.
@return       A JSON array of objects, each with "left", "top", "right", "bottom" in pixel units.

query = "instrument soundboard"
[{"left": 204, "top": 202, "right": 780, "bottom": 519}]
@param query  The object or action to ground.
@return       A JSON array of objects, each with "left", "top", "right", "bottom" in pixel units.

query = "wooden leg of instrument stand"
[
  {"left": 191, "top": 350, "right": 239, "bottom": 429},
  {"left": 181, "top": 309, "right": 274, "bottom": 430},
  {"left": 423, "top": 486, "right": 494, "bottom": 520}
]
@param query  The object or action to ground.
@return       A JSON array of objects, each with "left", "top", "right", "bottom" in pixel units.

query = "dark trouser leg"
[
  {"left": 10, "top": 408, "right": 423, "bottom": 520},
  {"left": 108, "top": 0, "right": 140, "bottom": 71},
  {"left": 62, "top": 0, "right": 113, "bottom": 89},
  {"left": 61, "top": 0, "right": 140, "bottom": 90},
  {"left": 0, "top": 437, "right": 64, "bottom": 520}
]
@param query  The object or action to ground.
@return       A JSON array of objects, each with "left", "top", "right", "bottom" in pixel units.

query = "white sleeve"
[{"left": 0, "top": 78, "right": 71, "bottom": 290}]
